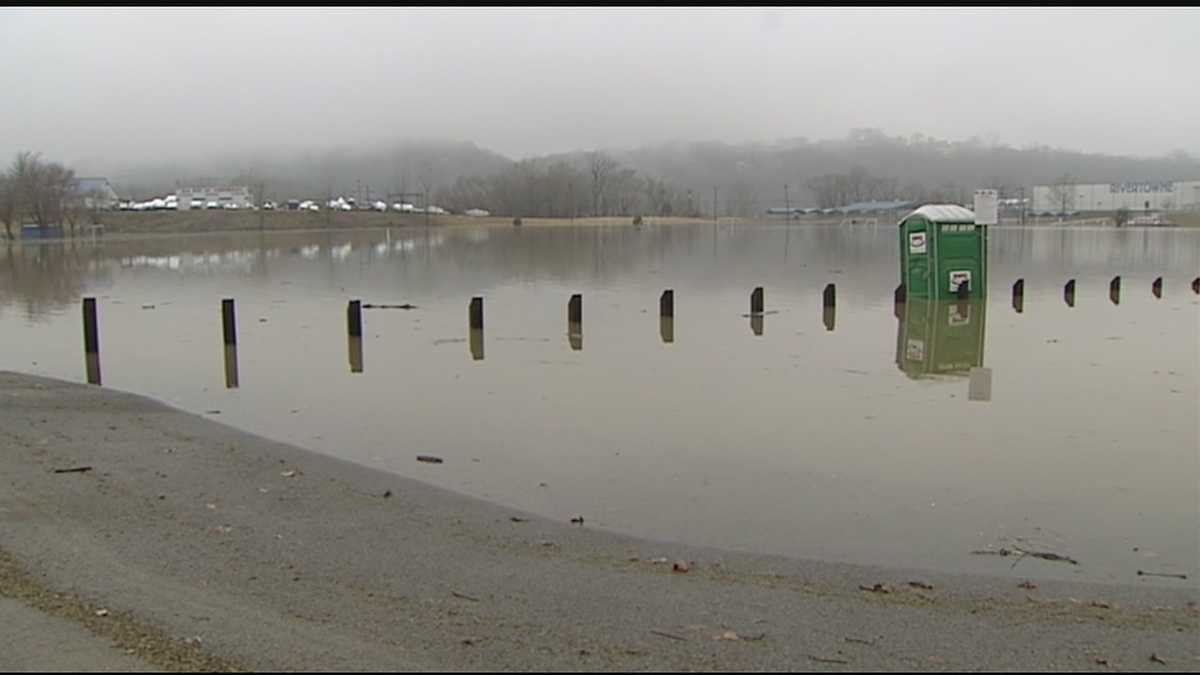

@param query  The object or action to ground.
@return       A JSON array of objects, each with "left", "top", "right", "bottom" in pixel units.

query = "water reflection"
[
  {"left": 348, "top": 335, "right": 364, "bottom": 374},
  {"left": 3, "top": 225, "right": 1198, "bottom": 585},
  {"left": 224, "top": 345, "right": 240, "bottom": 388},
  {"left": 895, "top": 299, "right": 987, "bottom": 381}
]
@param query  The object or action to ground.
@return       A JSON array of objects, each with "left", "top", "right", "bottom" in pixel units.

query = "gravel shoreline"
[{"left": 1, "top": 371, "right": 1195, "bottom": 671}]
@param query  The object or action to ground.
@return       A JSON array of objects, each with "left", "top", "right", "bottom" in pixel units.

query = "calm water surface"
[{"left": 2, "top": 224, "right": 1197, "bottom": 585}]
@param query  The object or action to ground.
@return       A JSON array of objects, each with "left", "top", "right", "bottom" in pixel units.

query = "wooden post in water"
[
  {"left": 568, "top": 294, "right": 582, "bottom": 351},
  {"left": 893, "top": 283, "right": 906, "bottom": 320},
  {"left": 82, "top": 298, "right": 101, "bottom": 386},
  {"left": 660, "top": 289, "right": 674, "bottom": 318},
  {"left": 822, "top": 283, "right": 836, "bottom": 332},
  {"left": 1193, "top": 277, "right": 1200, "bottom": 294},
  {"left": 659, "top": 289, "right": 674, "bottom": 344},
  {"left": 222, "top": 299, "right": 237, "bottom": 347},
  {"left": 1064, "top": 279, "right": 1076, "bottom": 308},
  {"left": 1152, "top": 277, "right": 1163, "bottom": 299},
  {"left": 1012, "top": 279, "right": 1025, "bottom": 314},
  {"left": 347, "top": 300, "right": 363, "bottom": 338},
  {"left": 956, "top": 281, "right": 970, "bottom": 302},
  {"left": 469, "top": 297, "right": 484, "bottom": 361},
  {"left": 347, "top": 300, "right": 363, "bottom": 373},
  {"left": 750, "top": 287, "right": 764, "bottom": 315},
  {"left": 1109, "top": 276, "right": 1121, "bottom": 305},
  {"left": 469, "top": 297, "right": 484, "bottom": 331},
  {"left": 221, "top": 298, "right": 239, "bottom": 388}
]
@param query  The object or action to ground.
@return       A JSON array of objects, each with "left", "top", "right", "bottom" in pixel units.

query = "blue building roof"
[{"left": 839, "top": 199, "right": 915, "bottom": 213}]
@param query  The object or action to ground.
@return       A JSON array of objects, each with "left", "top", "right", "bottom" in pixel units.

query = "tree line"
[{"left": 0, "top": 152, "right": 105, "bottom": 239}]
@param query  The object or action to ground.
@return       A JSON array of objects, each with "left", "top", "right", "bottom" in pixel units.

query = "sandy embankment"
[{"left": 0, "top": 371, "right": 1195, "bottom": 671}]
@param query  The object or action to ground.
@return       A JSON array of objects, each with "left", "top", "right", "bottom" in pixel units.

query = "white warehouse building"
[
  {"left": 176, "top": 186, "right": 254, "bottom": 209},
  {"left": 1032, "top": 180, "right": 1200, "bottom": 214}
]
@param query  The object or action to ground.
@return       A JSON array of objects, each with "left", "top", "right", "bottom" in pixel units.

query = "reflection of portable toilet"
[
  {"left": 894, "top": 299, "right": 987, "bottom": 380},
  {"left": 898, "top": 205, "right": 988, "bottom": 299}
]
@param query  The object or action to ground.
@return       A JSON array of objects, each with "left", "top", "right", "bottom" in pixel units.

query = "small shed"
[{"left": 898, "top": 204, "right": 988, "bottom": 300}]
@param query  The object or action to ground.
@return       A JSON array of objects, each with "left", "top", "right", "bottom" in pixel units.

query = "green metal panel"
[
  {"left": 894, "top": 299, "right": 987, "bottom": 379},
  {"left": 931, "top": 223, "right": 989, "bottom": 299}
]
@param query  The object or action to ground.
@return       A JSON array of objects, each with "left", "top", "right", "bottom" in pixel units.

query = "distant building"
[
  {"left": 176, "top": 186, "right": 253, "bottom": 209},
  {"left": 73, "top": 177, "right": 119, "bottom": 210},
  {"left": 838, "top": 199, "right": 915, "bottom": 214},
  {"left": 1032, "top": 180, "right": 1200, "bottom": 214}
]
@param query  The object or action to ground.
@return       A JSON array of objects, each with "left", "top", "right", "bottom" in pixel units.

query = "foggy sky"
[{"left": 3, "top": 7, "right": 1198, "bottom": 168}]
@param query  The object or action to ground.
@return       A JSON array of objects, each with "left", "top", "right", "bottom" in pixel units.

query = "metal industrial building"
[
  {"left": 176, "top": 186, "right": 254, "bottom": 209},
  {"left": 1031, "top": 180, "right": 1200, "bottom": 214}
]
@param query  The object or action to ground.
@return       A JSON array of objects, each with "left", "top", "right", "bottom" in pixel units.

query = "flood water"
[{"left": 2, "top": 224, "right": 1197, "bottom": 585}]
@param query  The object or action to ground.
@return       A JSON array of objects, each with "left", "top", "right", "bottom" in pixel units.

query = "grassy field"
[{"left": 87, "top": 211, "right": 732, "bottom": 235}]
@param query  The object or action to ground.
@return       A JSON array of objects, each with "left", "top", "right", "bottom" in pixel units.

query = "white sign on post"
[{"left": 974, "top": 189, "right": 998, "bottom": 225}]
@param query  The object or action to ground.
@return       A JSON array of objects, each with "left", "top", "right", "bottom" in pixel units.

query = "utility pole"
[
  {"left": 784, "top": 184, "right": 791, "bottom": 221},
  {"left": 1019, "top": 186, "right": 1026, "bottom": 226}
]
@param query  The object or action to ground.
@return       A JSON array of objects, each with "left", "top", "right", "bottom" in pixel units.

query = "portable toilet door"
[{"left": 899, "top": 212, "right": 934, "bottom": 299}]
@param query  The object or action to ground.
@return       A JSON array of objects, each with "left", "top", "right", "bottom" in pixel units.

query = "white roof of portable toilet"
[{"left": 902, "top": 204, "right": 976, "bottom": 223}]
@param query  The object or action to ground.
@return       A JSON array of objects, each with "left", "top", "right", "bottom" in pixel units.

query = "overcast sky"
[{"left": 2, "top": 7, "right": 1197, "bottom": 167}]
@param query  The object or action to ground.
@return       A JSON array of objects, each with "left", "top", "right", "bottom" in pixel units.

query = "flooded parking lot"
[{"left": 2, "top": 223, "right": 1196, "bottom": 585}]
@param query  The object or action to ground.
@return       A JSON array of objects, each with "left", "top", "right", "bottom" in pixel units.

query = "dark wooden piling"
[
  {"left": 1012, "top": 279, "right": 1025, "bottom": 314},
  {"left": 347, "top": 300, "right": 363, "bottom": 338},
  {"left": 822, "top": 305, "right": 835, "bottom": 332},
  {"left": 750, "top": 314, "right": 763, "bottom": 337},
  {"left": 82, "top": 298, "right": 101, "bottom": 385},
  {"left": 956, "top": 281, "right": 969, "bottom": 301},
  {"left": 568, "top": 294, "right": 582, "bottom": 324},
  {"left": 1193, "top": 277, "right": 1200, "bottom": 294},
  {"left": 1109, "top": 276, "right": 1121, "bottom": 305},
  {"left": 750, "top": 287, "right": 764, "bottom": 315},
  {"left": 221, "top": 298, "right": 237, "bottom": 346},
  {"left": 568, "top": 294, "right": 582, "bottom": 351},
  {"left": 823, "top": 283, "right": 836, "bottom": 308},
  {"left": 1064, "top": 279, "right": 1076, "bottom": 308},
  {"left": 660, "top": 289, "right": 674, "bottom": 318},
  {"left": 469, "top": 297, "right": 484, "bottom": 330},
  {"left": 1152, "top": 277, "right": 1163, "bottom": 299},
  {"left": 893, "top": 284, "right": 906, "bottom": 320},
  {"left": 468, "top": 297, "right": 484, "bottom": 360}
]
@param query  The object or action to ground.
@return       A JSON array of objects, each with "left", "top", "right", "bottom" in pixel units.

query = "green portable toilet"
[
  {"left": 898, "top": 205, "right": 988, "bottom": 299},
  {"left": 894, "top": 299, "right": 987, "bottom": 380}
]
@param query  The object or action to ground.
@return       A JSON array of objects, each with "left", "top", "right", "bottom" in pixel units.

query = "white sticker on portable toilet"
[
  {"left": 909, "top": 231, "right": 927, "bottom": 254},
  {"left": 974, "top": 189, "right": 998, "bottom": 225},
  {"left": 949, "top": 270, "right": 971, "bottom": 292}
]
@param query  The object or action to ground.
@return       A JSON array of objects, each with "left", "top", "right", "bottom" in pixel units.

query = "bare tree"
[
  {"left": 9, "top": 152, "right": 76, "bottom": 233},
  {"left": 1048, "top": 173, "right": 1075, "bottom": 215},
  {"left": 0, "top": 174, "right": 16, "bottom": 240},
  {"left": 585, "top": 152, "right": 618, "bottom": 216}
]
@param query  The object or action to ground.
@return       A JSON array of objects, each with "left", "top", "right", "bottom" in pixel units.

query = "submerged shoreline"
[{"left": 0, "top": 371, "right": 1196, "bottom": 670}]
